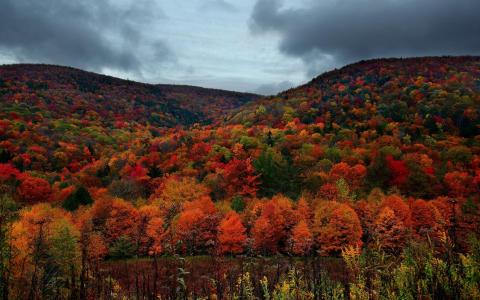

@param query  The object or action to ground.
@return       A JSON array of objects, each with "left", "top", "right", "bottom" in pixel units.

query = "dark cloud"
[
  {"left": 251, "top": 0, "right": 480, "bottom": 76},
  {"left": 254, "top": 80, "right": 294, "bottom": 95},
  {"left": 0, "top": 0, "right": 172, "bottom": 73}
]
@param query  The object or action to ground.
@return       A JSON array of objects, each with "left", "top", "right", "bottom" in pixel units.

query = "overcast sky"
[{"left": 1, "top": 0, "right": 479, "bottom": 95}]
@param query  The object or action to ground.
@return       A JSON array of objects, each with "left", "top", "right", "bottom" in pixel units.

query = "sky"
[{"left": 1, "top": 0, "right": 479, "bottom": 95}]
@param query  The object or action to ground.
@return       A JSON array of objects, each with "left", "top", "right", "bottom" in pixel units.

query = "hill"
[
  {"left": 228, "top": 56, "right": 480, "bottom": 137},
  {"left": 0, "top": 64, "right": 259, "bottom": 127}
]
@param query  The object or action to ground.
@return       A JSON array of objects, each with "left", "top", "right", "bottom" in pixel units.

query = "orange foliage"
[
  {"left": 104, "top": 198, "right": 139, "bottom": 245},
  {"left": 290, "top": 220, "right": 313, "bottom": 255},
  {"left": 217, "top": 211, "right": 247, "bottom": 255},
  {"left": 313, "top": 201, "right": 362, "bottom": 255},
  {"left": 372, "top": 207, "right": 407, "bottom": 251},
  {"left": 380, "top": 194, "right": 411, "bottom": 226},
  {"left": 174, "top": 196, "right": 218, "bottom": 253}
]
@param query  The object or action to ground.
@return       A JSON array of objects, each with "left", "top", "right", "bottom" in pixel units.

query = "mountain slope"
[
  {"left": 228, "top": 56, "right": 480, "bottom": 137},
  {"left": 0, "top": 57, "right": 478, "bottom": 200},
  {"left": 0, "top": 64, "right": 259, "bottom": 127}
]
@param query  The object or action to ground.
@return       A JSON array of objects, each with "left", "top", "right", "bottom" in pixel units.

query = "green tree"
[
  {"left": 253, "top": 148, "right": 301, "bottom": 199},
  {"left": 109, "top": 235, "right": 136, "bottom": 259},
  {"left": 231, "top": 195, "right": 246, "bottom": 213},
  {"left": 62, "top": 186, "right": 93, "bottom": 211}
]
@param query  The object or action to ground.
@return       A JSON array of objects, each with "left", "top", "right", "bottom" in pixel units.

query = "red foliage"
[
  {"left": 219, "top": 158, "right": 259, "bottom": 198},
  {"left": 444, "top": 171, "right": 473, "bottom": 198},
  {"left": 380, "top": 195, "right": 411, "bottom": 227},
  {"left": 410, "top": 199, "right": 444, "bottom": 241},
  {"left": 386, "top": 155, "right": 409, "bottom": 186},
  {"left": 252, "top": 195, "right": 296, "bottom": 254},
  {"left": 17, "top": 176, "right": 52, "bottom": 204},
  {"left": 0, "top": 163, "right": 20, "bottom": 181},
  {"left": 329, "top": 162, "right": 367, "bottom": 189}
]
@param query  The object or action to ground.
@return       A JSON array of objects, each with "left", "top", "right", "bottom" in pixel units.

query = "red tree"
[{"left": 17, "top": 176, "right": 52, "bottom": 204}]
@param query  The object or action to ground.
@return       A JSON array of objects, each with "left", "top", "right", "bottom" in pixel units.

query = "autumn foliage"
[
  {"left": 217, "top": 211, "right": 247, "bottom": 255},
  {"left": 0, "top": 57, "right": 478, "bottom": 290}
]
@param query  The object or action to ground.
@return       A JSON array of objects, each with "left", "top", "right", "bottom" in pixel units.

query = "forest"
[{"left": 0, "top": 56, "right": 479, "bottom": 299}]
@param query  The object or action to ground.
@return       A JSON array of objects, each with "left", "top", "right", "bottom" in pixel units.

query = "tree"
[
  {"left": 0, "top": 164, "right": 20, "bottom": 182},
  {"left": 354, "top": 200, "right": 377, "bottom": 244},
  {"left": 10, "top": 204, "right": 79, "bottom": 299},
  {"left": 17, "top": 176, "right": 52, "bottom": 204},
  {"left": 104, "top": 198, "right": 139, "bottom": 247},
  {"left": 251, "top": 216, "right": 275, "bottom": 254},
  {"left": 217, "top": 211, "right": 247, "bottom": 255},
  {"left": 218, "top": 158, "right": 259, "bottom": 198},
  {"left": 137, "top": 205, "right": 165, "bottom": 256},
  {"left": 150, "top": 176, "right": 209, "bottom": 222},
  {"left": 254, "top": 148, "right": 301, "bottom": 199},
  {"left": 0, "top": 195, "right": 17, "bottom": 300},
  {"left": 313, "top": 201, "right": 362, "bottom": 255},
  {"left": 146, "top": 216, "right": 165, "bottom": 256},
  {"left": 231, "top": 195, "right": 246, "bottom": 213},
  {"left": 410, "top": 199, "right": 444, "bottom": 242},
  {"left": 109, "top": 235, "right": 136, "bottom": 259},
  {"left": 62, "top": 186, "right": 93, "bottom": 211},
  {"left": 444, "top": 171, "right": 473, "bottom": 198},
  {"left": 386, "top": 155, "right": 409, "bottom": 187},
  {"left": 174, "top": 196, "right": 218, "bottom": 254},
  {"left": 296, "top": 198, "right": 312, "bottom": 225},
  {"left": 372, "top": 207, "right": 407, "bottom": 252},
  {"left": 251, "top": 195, "right": 296, "bottom": 254},
  {"left": 290, "top": 220, "right": 313, "bottom": 256},
  {"left": 329, "top": 162, "right": 367, "bottom": 191},
  {"left": 379, "top": 194, "right": 411, "bottom": 226}
]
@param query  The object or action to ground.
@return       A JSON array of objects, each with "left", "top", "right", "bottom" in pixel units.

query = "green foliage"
[
  {"left": 62, "top": 186, "right": 93, "bottom": 211},
  {"left": 109, "top": 235, "right": 136, "bottom": 260},
  {"left": 254, "top": 148, "right": 301, "bottom": 199},
  {"left": 445, "top": 146, "right": 473, "bottom": 165},
  {"left": 325, "top": 147, "right": 342, "bottom": 164},
  {"left": 336, "top": 178, "right": 352, "bottom": 202},
  {"left": 239, "top": 136, "right": 259, "bottom": 150},
  {"left": 231, "top": 195, "right": 246, "bottom": 213},
  {"left": 378, "top": 101, "right": 408, "bottom": 122}
]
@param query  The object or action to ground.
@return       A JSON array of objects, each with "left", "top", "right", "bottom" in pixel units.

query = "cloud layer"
[
  {"left": 0, "top": 0, "right": 171, "bottom": 74},
  {"left": 251, "top": 0, "right": 480, "bottom": 76}
]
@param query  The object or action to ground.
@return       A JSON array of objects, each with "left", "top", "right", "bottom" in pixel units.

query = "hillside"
[
  {"left": 0, "top": 64, "right": 259, "bottom": 127},
  {"left": 0, "top": 56, "right": 479, "bottom": 269},
  {"left": 229, "top": 56, "right": 480, "bottom": 137}
]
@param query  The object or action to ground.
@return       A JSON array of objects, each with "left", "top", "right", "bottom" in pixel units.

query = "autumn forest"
[{"left": 0, "top": 56, "right": 479, "bottom": 299}]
